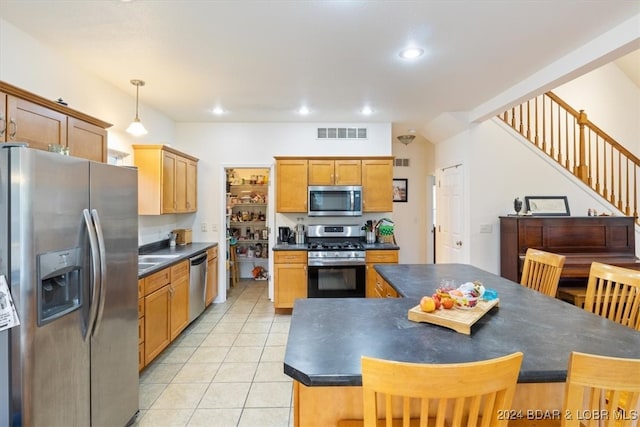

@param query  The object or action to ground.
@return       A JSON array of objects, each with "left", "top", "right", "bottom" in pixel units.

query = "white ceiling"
[{"left": 0, "top": 1, "right": 638, "bottom": 134}]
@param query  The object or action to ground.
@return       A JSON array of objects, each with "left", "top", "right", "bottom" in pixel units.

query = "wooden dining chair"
[
  {"left": 563, "top": 351, "right": 640, "bottom": 427},
  {"left": 520, "top": 248, "right": 566, "bottom": 297},
  {"left": 510, "top": 351, "right": 640, "bottom": 427},
  {"left": 337, "top": 352, "right": 523, "bottom": 427},
  {"left": 584, "top": 262, "right": 640, "bottom": 331}
]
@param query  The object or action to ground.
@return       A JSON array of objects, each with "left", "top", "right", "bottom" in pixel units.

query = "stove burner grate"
[{"left": 307, "top": 240, "right": 364, "bottom": 251}]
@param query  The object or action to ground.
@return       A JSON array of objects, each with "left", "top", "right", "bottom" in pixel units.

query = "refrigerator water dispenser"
[{"left": 37, "top": 248, "right": 82, "bottom": 326}]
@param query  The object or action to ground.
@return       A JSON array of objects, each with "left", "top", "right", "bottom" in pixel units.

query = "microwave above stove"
[{"left": 308, "top": 185, "right": 362, "bottom": 217}]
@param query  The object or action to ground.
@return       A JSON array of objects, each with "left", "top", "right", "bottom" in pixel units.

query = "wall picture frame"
[
  {"left": 524, "top": 196, "right": 570, "bottom": 216},
  {"left": 393, "top": 178, "right": 408, "bottom": 203}
]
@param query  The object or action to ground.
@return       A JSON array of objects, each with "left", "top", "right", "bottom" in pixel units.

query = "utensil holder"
[{"left": 366, "top": 231, "right": 375, "bottom": 244}]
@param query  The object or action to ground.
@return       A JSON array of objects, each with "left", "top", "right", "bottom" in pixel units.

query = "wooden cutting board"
[{"left": 407, "top": 299, "right": 500, "bottom": 335}]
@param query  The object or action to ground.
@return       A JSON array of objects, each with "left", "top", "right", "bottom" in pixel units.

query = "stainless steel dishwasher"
[{"left": 189, "top": 252, "right": 208, "bottom": 322}]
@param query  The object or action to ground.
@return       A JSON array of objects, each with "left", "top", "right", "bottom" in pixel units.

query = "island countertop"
[{"left": 284, "top": 264, "right": 640, "bottom": 387}]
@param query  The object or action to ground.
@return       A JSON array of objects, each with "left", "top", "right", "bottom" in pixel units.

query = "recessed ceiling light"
[
  {"left": 399, "top": 47, "right": 424, "bottom": 59},
  {"left": 360, "top": 106, "right": 373, "bottom": 115},
  {"left": 298, "top": 106, "right": 310, "bottom": 115},
  {"left": 212, "top": 106, "right": 225, "bottom": 115}
]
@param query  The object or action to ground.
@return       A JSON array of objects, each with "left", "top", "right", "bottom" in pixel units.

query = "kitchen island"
[{"left": 284, "top": 264, "right": 640, "bottom": 426}]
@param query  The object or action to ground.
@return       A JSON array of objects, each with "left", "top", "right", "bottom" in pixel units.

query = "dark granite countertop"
[
  {"left": 138, "top": 241, "right": 217, "bottom": 278},
  {"left": 284, "top": 263, "right": 640, "bottom": 387}
]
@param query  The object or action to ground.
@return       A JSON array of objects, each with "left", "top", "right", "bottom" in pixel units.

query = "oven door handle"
[{"left": 308, "top": 259, "right": 366, "bottom": 267}]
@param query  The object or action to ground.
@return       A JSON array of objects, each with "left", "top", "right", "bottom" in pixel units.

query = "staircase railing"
[{"left": 499, "top": 91, "right": 639, "bottom": 223}]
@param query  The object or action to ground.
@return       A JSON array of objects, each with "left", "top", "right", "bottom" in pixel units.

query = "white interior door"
[{"left": 436, "top": 164, "right": 464, "bottom": 263}]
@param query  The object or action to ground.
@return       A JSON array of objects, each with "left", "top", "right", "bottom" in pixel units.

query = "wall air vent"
[
  {"left": 317, "top": 127, "right": 367, "bottom": 140},
  {"left": 394, "top": 158, "right": 410, "bottom": 167}
]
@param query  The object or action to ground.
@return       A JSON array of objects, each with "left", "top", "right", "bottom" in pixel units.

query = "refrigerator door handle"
[
  {"left": 83, "top": 208, "right": 101, "bottom": 341},
  {"left": 90, "top": 209, "right": 107, "bottom": 336}
]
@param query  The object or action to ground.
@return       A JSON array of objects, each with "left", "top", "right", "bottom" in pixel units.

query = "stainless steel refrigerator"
[{"left": 0, "top": 145, "right": 139, "bottom": 426}]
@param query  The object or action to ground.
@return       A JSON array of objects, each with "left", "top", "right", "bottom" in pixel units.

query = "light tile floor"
[{"left": 134, "top": 280, "right": 293, "bottom": 427}]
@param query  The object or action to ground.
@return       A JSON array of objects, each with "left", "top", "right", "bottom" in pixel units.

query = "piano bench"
[{"left": 557, "top": 287, "right": 586, "bottom": 308}]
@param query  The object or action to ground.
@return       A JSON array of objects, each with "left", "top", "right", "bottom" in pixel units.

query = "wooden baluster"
[
  {"left": 592, "top": 132, "right": 597, "bottom": 186},
  {"left": 511, "top": 106, "right": 516, "bottom": 128},
  {"left": 617, "top": 151, "right": 623, "bottom": 210},
  {"left": 527, "top": 100, "right": 531, "bottom": 141},
  {"left": 633, "top": 166, "right": 638, "bottom": 220},
  {"left": 556, "top": 105, "right": 563, "bottom": 166},
  {"left": 534, "top": 96, "right": 539, "bottom": 147},
  {"left": 549, "top": 100, "right": 555, "bottom": 158},
  {"left": 609, "top": 145, "right": 615, "bottom": 205},
  {"left": 565, "top": 110, "right": 570, "bottom": 169},
  {"left": 625, "top": 158, "right": 630, "bottom": 215},
  {"left": 542, "top": 95, "right": 547, "bottom": 152},
  {"left": 602, "top": 137, "right": 607, "bottom": 199},
  {"left": 519, "top": 103, "right": 523, "bottom": 134},
  {"left": 595, "top": 134, "right": 601, "bottom": 194}
]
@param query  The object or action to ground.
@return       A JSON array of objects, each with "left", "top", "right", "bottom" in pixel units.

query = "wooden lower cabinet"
[
  {"left": 169, "top": 261, "right": 189, "bottom": 340},
  {"left": 137, "top": 279, "right": 145, "bottom": 371},
  {"left": 365, "top": 250, "right": 399, "bottom": 298},
  {"left": 144, "top": 285, "right": 171, "bottom": 365},
  {"left": 274, "top": 251, "right": 308, "bottom": 309},
  {"left": 206, "top": 247, "right": 219, "bottom": 306},
  {"left": 373, "top": 271, "right": 398, "bottom": 298},
  {"left": 140, "top": 259, "right": 191, "bottom": 370}
]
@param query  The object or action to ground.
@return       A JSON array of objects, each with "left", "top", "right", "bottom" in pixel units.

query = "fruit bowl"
[{"left": 451, "top": 293, "right": 478, "bottom": 310}]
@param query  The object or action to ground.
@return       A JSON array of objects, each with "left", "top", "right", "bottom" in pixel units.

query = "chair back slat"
[
  {"left": 585, "top": 262, "right": 640, "bottom": 330},
  {"left": 520, "top": 248, "right": 566, "bottom": 297}
]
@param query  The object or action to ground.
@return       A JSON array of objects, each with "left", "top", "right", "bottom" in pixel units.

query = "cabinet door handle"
[
  {"left": 0, "top": 113, "right": 5, "bottom": 137},
  {"left": 9, "top": 118, "right": 17, "bottom": 139}
]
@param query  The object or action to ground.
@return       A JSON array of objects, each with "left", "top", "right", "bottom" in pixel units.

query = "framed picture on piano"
[{"left": 524, "top": 196, "right": 570, "bottom": 216}]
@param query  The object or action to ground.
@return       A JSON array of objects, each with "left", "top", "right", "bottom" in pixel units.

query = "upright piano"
[{"left": 499, "top": 215, "right": 640, "bottom": 305}]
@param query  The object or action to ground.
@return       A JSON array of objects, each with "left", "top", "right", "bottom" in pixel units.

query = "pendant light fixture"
[
  {"left": 126, "top": 79, "right": 148, "bottom": 136},
  {"left": 397, "top": 134, "right": 415, "bottom": 145}
]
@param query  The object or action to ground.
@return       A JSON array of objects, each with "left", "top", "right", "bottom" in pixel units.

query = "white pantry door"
[{"left": 436, "top": 163, "right": 464, "bottom": 263}]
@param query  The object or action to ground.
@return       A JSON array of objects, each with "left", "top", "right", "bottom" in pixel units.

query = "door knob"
[{"left": 456, "top": 241, "right": 462, "bottom": 247}]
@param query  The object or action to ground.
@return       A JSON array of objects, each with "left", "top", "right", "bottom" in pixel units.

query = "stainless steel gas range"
[{"left": 306, "top": 225, "right": 366, "bottom": 298}]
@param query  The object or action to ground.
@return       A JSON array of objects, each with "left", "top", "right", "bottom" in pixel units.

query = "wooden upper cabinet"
[
  {"left": 308, "top": 159, "right": 361, "bottom": 185},
  {"left": 0, "top": 81, "right": 111, "bottom": 162},
  {"left": 67, "top": 117, "right": 107, "bottom": 163},
  {"left": 6, "top": 95, "right": 67, "bottom": 150},
  {"left": 133, "top": 144, "right": 199, "bottom": 215},
  {"left": 0, "top": 91, "right": 6, "bottom": 141},
  {"left": 186, "top": 159, "right": 198, "bottom": 212},
  {"left": 162, "top": 151, "right": 177, "bottom": 214},
  {"left": 362, "top": 158, "right": 393, "bottom": 212},
  {"left": 276, "top": 158, "right": 308, "bottom": 212}
]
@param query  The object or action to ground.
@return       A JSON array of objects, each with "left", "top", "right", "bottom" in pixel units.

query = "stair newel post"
[{"left": 575, "top": 109, "right": 589, "bottom": 183}]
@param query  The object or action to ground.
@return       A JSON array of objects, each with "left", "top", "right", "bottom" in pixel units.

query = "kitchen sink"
[
  {"left": 138, "top": 262, "right": 158, "bottom": 269},
  {"left": 138, "top": 262, "right": 158, "bottom": 274},
  {"left": 138, "top": 254, "right": 181, "bottom": 263}
]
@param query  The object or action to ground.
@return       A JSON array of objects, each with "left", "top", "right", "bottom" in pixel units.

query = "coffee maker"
[{"left": 278, "top": 227, "right": 292, "bottom": 244}]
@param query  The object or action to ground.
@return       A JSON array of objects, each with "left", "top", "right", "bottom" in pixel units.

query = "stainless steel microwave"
[{"left": 308, "top": 185, "right": 362, "bottom": 217}]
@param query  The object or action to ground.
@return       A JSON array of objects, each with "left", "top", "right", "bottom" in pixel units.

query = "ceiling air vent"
[
  {"left": 317, "top": 127, "right": 367, "bottom": 140},
  {"left": 394, "top": 158, "right": 410, "bottom": 167}
]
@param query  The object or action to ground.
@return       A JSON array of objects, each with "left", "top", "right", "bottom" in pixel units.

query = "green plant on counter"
[{"left": 378, "top": 225, "right": 394, "bottom": 236}]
